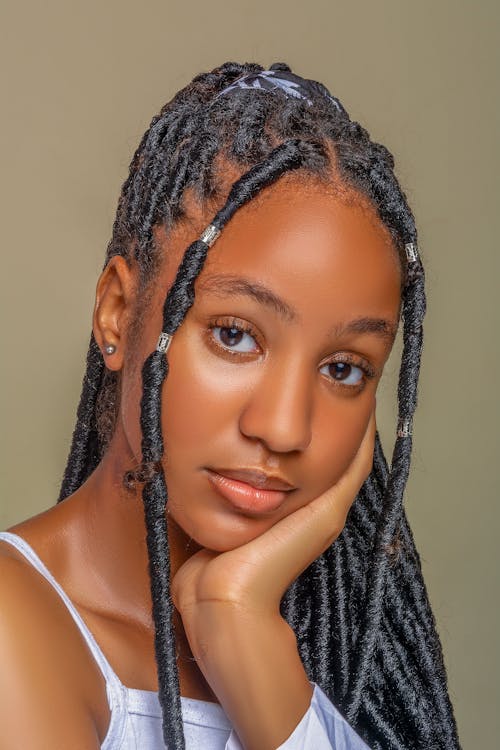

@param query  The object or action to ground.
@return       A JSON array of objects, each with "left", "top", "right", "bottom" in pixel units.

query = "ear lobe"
[{"left": 92, "top": 256, "right": 136, "bottom": 371}]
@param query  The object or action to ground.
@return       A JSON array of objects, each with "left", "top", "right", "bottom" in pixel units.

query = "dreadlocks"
[{"left": 58, "top": 61, "right": 461, "bottom": 749}]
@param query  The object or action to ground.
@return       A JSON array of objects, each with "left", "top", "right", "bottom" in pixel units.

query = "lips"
[
  {"left": 205, "top": 467, "right": 296, "bottom": 514},
  {"left": 208, "top": 467, "right": 296, "bottom": 492}
]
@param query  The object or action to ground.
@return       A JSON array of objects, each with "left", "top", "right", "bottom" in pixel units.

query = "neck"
[{"left": 59, "top": 425, "right": 202, "bottom": 635}]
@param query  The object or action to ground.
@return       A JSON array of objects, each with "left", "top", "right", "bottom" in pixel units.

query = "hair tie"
[{"left": 215, "top": 69, "right": 342, "bottom": 111}]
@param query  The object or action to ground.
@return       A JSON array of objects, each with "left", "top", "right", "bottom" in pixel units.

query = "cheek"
[
  {"left": 161, "top": 339, "right": 242, "bottom": 455},
  {"left": 304, "top": 396, "right": 374, "bottom": 498}
]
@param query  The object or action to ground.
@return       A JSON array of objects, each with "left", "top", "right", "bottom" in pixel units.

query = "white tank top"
[
  {"left": 0, "top": 531, "right": 236, "bottom": 749},
  {"left": 0, "top": 531, "right": 371, "bottom": 749}
]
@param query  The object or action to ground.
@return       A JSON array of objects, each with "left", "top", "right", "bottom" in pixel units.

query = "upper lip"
[{"left": 207, "top": 467, "right": 297, "bottom": 492}]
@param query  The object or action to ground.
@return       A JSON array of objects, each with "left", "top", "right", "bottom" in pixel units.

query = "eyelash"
[{"left": 204, "top": 317, "right": 376, "bottom": 392}]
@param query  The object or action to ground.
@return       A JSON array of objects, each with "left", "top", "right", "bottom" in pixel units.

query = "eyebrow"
[{"left": 197, "top": 274, "right": 398, "bottom": 342}]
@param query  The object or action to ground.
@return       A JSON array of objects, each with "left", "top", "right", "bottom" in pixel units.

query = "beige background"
[{"left": 1, "top": 1, "right": 498, "bottom": 746}]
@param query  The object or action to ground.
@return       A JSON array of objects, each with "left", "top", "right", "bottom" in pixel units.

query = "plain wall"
[{"left": 1, "top": 1, "right": 498, "bottom": 746}]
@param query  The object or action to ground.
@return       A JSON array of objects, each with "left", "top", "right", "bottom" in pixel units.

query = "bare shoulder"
[{"left": 0, "top": 540, "right": 104, "bottom": 748}]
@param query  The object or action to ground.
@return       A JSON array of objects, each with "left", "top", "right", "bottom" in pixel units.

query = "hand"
[
  {"left": 170, "top": 411, "right": 376, "bottom": 749},
  {"left": 171, "top": 410, "right": 376, "bottom": 625}
]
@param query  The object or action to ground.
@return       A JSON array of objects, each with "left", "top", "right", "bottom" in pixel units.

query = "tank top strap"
[{"left": 0, "top": 531, "right": 124, "bottom": 696}]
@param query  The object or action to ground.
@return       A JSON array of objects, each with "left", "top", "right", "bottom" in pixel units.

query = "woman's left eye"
[
  {"left": 210, "top": 325, "right": 259, "bottom": 353},
  {"left": 319, "top": 361, "right": 365, "bottom": 386}
]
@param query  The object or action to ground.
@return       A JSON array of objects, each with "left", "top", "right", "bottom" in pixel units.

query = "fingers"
[{"left": 237, "top": 410, "right": 376, "bottom": 612}]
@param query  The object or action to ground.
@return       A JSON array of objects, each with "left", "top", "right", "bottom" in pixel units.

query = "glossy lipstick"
[{"left": 205, "top": 469, "right": 293, "bottom": 514}]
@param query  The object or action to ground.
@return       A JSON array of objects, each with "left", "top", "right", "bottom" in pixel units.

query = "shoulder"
[{"left": 0, "top": 540, "right": 105, "bottom": 749}]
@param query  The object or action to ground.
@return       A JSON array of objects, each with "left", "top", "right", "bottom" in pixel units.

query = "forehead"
[
  {"left": 198, "top": 178, "right": 401, "bottom": 317},
  {"left": 155, "top": 176, "right": 401, "bottom": 323}
]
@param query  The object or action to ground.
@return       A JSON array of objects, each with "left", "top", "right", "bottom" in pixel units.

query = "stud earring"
[{"left": 104, "top": 343, "right": 116, "bottom": 355}]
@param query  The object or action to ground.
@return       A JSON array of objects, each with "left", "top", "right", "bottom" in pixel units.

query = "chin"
[{"left": 171, "top": 506, "right": 273, "bottom": 553}]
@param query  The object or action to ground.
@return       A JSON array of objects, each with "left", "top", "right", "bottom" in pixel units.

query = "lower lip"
[{"left": 205, "top": 470, "right": 289, "bottom": 515}]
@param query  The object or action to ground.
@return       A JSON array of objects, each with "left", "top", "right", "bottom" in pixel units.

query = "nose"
[{"left": 238, "top": 357, "right": 313, "bottom": 454}]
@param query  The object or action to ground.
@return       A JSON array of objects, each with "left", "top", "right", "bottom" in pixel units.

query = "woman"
[{"left": 0, "top": 62, "right": 461, "bottom": 749}]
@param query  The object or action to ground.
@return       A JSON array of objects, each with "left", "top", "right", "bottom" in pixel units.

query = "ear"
[{"left": 92, "top": 256, "right": 136, "bottom": 372}]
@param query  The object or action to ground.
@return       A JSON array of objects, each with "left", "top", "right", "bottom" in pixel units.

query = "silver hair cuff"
[
  {"left": 156, "top": 332, "right": 173, "bottom": 353},
  {"left": 397, "top": 417, "right": 413, "bottom": 438},
  {"left": 199, "top": 224, "right": 221, "bottom": 247},
  {"left": 405, "top": 242, "right": 419, "bottom": 263}
]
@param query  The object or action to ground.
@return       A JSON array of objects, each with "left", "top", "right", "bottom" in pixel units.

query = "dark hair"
[{"left": 57, "top": 62, "right": 461, "bottom": 749}]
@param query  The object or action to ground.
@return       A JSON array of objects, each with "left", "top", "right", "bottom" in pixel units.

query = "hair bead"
[
  {"left": 199, "top": 224, "right": 221, "bottom": 247},
  {"left": 156, "top": 332, "right": 173, "bottom": 353},
  {"left": 397, "top": 416, "right": 413, "bottom": 438},
  {"left": 405, "top": 242, "right": 419, "bottom": 263}
]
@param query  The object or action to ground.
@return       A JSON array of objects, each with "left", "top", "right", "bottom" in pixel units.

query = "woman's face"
[{"left": 119, "top": 176, "right": 401, "bottom": 552}]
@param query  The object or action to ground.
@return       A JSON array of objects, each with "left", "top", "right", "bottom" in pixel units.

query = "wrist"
[{"left": 189, "top": 604, "right": 313, "bottom": 750}]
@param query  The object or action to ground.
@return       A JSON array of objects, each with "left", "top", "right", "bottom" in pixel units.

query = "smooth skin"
[{"left": 0, "top": 172, "right": 401, "bottom": 749}]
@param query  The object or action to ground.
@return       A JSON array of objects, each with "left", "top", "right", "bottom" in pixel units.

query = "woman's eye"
[
  {"left": 319, "top": 361, "right": 364, "bottom": 386},
  {"left": 211, "top": 326, "right": 258, "bottom": 353}
]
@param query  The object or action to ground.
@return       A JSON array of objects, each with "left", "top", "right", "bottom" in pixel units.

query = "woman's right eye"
[{"left": 210, "top": 325, "right": 260, "bottom": 354}]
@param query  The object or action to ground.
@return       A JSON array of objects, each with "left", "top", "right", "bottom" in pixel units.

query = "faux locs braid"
[
  {"left": 140, "top": 139, "right": 322, "bottom": 750},
  {"left": 58, "top": 61, "right": 461, "bottom": 749}
]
